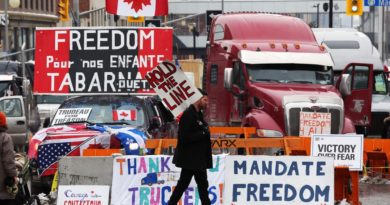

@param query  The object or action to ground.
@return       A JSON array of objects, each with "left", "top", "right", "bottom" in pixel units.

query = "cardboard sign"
[
  {"left": 311, "top": 134, "right": 364, "bottom": 171},
  {"left": 145, "top": 61, "right": 202, "bottom": 117},
  {"left": 52, "top": 108, "right": 92, "bottom": 125},
  {"left": 224, "top": 156, "right": 334, "bottom": 205},
  {"left": 57, "top": 185, "right": 109, "bottom": 205},
  {"left": 34, "top": 27, "right": 172, "bottom": 94},
  {"left": 299, "top": 112, "right": 331, "bottom": 136},
  {"left": 111, "top": 155, "right": 225, "bottom": 205}
]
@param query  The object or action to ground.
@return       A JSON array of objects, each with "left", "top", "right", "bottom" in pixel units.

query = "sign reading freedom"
[{"left": 34, "top": 27, "right": 172, "bottom": 94}]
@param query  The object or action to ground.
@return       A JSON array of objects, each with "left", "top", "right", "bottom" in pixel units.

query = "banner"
[
  {"left": 52, "top": 108, "right": 92, "bottom": 125},
  {"left": 57, "top": 185, "right": 110, "bottom": 205},
  {"left": 34, "top": 27, "right": 172, "bottom": 94},
  {"left": 224, "top": 156, "right": 334, "bottom": 205},
  {"left": 311, "top": 134, "right": 364, "bottom": 171},
  {"left": 145, "top": 61, "right": 202, "bottom": 117},
  {"left": 111, "top": 155, "right": 225, "bottom": 205}
]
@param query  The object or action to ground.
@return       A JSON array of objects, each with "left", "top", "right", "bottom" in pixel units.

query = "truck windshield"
[
  {"left": 54, "top": 96, "right": 146, "bottom": 126},
  {"left": 246, "top": 64, "right": 333, "bottom": 85}
]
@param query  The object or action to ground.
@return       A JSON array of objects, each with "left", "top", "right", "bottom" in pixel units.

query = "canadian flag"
[
  {"left": 113, "top": 110, "right": 137, "bottom": 121},
  {"left": 105, "top": 0, "right": 168, "bottom": 17}
]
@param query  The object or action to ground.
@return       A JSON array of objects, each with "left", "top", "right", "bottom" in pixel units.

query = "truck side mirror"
[
  {"left": 224, "top": 68, "right": 233, "bottom": 90},
  {"left": 339, "top": 74, "right": 352, "bottom": 96}
]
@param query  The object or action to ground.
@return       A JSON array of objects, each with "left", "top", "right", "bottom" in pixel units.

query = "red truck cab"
[{"left": 204, "top": 13, "right": 373, "bottom": 137}]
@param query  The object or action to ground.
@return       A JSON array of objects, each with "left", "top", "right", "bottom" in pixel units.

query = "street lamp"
[
  {"left": 3, "top": 0, "right": 20, "bottom": 54},
  {"left": 189, "top": 23, "right": 199, "bottom": 59},
  {"left": 313, "top": 3, "right": 320, "bottom": 28}
]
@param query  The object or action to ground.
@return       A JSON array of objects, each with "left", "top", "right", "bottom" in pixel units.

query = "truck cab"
[
  {"left": 313, "top": 28, "right": 387, "bottom": 137},
  {"left": 204, "top": 13, "right": 373, "bottom": 137}
]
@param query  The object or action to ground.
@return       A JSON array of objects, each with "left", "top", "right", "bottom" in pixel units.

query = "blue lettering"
[
  {"left": 259, "top": 184, "right": 270, "bottom": 201},
  {"left": 232, "top": 184, "right": 246, "bottom": 202},
  {"left": 127, "top": 158, "right": 137, "bottom": 174},
  {"left": 284, "top": 184, "right": 297, "bottom": 201},
  {"left": 161, "top": 186, "right": 171, "bottom": 205},
  {"left": 262, "top": 161, "right": 272, "bottom": 175},
  {"left": 315, "top": 186, "right": 330, "bottom": 202},
  {"left": 302, "top": 161, "right": 314, "bottom": 175},
  {"left": 208, "top": 186, "right": 217, "bottom": 204},
  {"left": 316, "top": 161, "right": 326, "bottom": 176},
  {"left": 275, "top": 161, "right": 287, "bottom": 176},
  {"left": 299, "top": 185, "right": 314, "bottom": 202},
  {"left": 249, "top": 161, "right": 260, "bottom": 175},
  {"left": 287, "top": 162, "right": 299, "bottom": 176},
  {"left": 234, "top": 160, "right": 247, "bottom": 174},
  {"left": 247, "top": 183, "right": 258, "bottom": 201},
  {"left": 272, "top": 184, "right": 283, "bottom": 201}
]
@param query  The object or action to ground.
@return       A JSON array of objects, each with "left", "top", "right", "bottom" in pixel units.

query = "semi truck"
[
  {"left": 313, "top": 28, "right": 388, "bottom": 137},
  {"left": 203, "top": 13, "right": 373, "bottom": 138}
]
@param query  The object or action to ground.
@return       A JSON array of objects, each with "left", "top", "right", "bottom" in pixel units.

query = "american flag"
[{"left": 37, "top": 131, "right": 106, "bottom": 176}]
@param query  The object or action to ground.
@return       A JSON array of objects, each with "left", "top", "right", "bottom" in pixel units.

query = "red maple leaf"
[{"left": 124, "top": 0, "right": 151, "bottom": 12}]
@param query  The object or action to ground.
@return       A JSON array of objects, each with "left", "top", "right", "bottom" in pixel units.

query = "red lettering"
[
  {"left": 145, "top": 69, "right": 164, "bottom": 88},
  {"left": 163, "top": 98, "right": 177, "bottom": 111},
  {"left": 179, "top": 80, "right": 195, "bottom": 98}
]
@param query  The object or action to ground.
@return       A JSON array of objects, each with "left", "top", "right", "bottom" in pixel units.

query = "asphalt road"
[{"left": 360, "top": 183, "right": 390, "bottom": 205}]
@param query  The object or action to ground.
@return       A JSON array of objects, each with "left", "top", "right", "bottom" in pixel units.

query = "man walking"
[{"left": 169, "top": 89, "right": 212, "bottom": 205}]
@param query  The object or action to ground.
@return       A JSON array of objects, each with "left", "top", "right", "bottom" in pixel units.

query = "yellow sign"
[
  {"left": 346, "top": 0, "right": 363, "bottom": 16},
  {"left": 128, "top": 16, "right": 145, "bottom": 23},
  {"left": 51, "top": 171, "right": 59, "bottom": 192}
]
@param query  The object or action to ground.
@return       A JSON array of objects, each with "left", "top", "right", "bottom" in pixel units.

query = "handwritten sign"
[
  {"left": 52, "top": 108, "right": 92, "bottom": 125},
  {"left": 224, "top": 156, "right": 334, "bottom": 205},
  {"left": 145, "top": 61, "right": 202, "bottom": 117},
  {"left": 299, "top": 112, "right": 331, "bottom": 136},
  {"left": 111, "top": 155, "right": 225, "bottom": 205},
  {"left": 311, "top": 134, "right": 364, "bottom": 171},
  {"left": 57, "top": 185, "right": 109, "bottom": 205},
  {"left": 34, "top": 27, "right": 172, "bottom": 94}
]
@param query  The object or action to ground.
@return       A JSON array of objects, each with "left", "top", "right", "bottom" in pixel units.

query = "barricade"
[
  {"left": 363, "top": 139, "right": 390, "bottom": 178},
  {"left": 82, "top": 127, "right": 361, "bottom": 204}
]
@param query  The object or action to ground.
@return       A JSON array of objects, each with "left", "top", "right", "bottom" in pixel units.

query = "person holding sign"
[{"left": 169, "top": 89, "right": 212, "bottom": 205}]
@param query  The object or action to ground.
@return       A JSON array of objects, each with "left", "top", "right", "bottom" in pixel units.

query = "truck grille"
[{"left": 288, "top": 107, "right": 341, "bottom": 136}]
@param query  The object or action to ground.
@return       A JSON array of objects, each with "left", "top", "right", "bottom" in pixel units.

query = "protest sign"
[
  {"left": 311, "top": 134, "right": 364, "bottom": 171},
  {"left": 52, "top": 108, "right": 92, "bottom": 125},
  {"left": 224, "top": 156, "right": 334, "bottom": 205},
  {"left": 111, "top": 155, "right": 225, "bottom": 205},
  {"left": 299, "top": 112, "right": 331, "bottom": 136},
  {"left": 145, "top": 61, "right": 202, "bottom": 117},
  {"left": 34, "top": 27, "right": 172, "bottom": 94},
  {"left": 57, "top": 185, "right": 109, "bottom": 205}
]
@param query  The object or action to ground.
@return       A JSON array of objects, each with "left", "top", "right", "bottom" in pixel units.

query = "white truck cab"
[{"left": 313, "top": 28, "right": 388, "bottom": 137}]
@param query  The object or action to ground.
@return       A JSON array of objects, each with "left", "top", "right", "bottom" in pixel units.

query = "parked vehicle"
[
  {"left": 203, "top": 13, "right": 373, "bottom": 138},
  {"left": 0, "top": 61, "right": 40, "bottom": 150},
  {"left": 313, "top": 28, "right": 388, "bottom": 137},
  {"left": 29, "top": 95, "right": 177, "bottom": 188},
  {"left": 36, "top": 94, "right": 73, "bottom": 127}
]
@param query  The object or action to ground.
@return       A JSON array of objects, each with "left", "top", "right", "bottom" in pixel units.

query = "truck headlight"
[{"left": 256, "top": 129, "right": 283, "bottom": 137}]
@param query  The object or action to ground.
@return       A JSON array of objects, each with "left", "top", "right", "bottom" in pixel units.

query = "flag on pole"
[{"left": 105, "top": 0, "right": 168, "bottom": 17}]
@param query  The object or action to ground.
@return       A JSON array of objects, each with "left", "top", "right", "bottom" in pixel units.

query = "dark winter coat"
[
  {"left": 0, "top": 128, "right": 17, "bottom": 199},
  {"left": 173, "top": 105, "right": 213, "bottom": 170}
]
